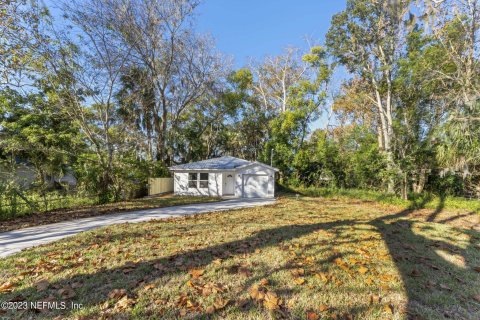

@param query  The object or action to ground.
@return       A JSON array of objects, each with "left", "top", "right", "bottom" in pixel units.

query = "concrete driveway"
[{"left": 0, "top": 198, "right": 275, "bottom": 258}]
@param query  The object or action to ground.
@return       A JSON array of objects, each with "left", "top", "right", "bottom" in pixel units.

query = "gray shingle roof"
[{"left": 169, "top": 156, "right": 253, "bottom": 170}]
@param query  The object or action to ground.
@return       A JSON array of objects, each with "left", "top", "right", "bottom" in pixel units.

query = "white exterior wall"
[
  {"left": 173, "top": 171, "right": 223, "bottom": 196},
  {"left": 173, "top": 164, "right": 276, "bottom": 198},
  {"left": 235, "top": 164, "right": 276, "bottom": 198}
]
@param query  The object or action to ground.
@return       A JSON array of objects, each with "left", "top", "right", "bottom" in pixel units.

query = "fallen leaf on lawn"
[
  {"left": 58, "top": 286, "right": 76, "bottom": 299},
  {"left": 259, "top": 278, "right": 269, "bottom": 286},
  {"left": 334, "top": 258, "right": 345, "bottom": 266},
  {"left": 286, "top": 299, "right": 295, "bottom": 309},
  {"left": 71, "top": 282, "right": 83, "bottom": 289},
  {"left": 205, "top": 305, "right": 215, "bottom": 314},
  {"left": 238, "top": 267, "right": 252, "bottom": 277},
  {"left": 291, "top": 268, "right": 305, "bottom": 277},
  {"left": 356, "top": 248, "right": 370, "bottom": 256},
  {"left": 122, "top": 261, "right": 137, "bottom": 273},
  {"left": 144, "top": 284, "right": 155, "bottom": 291},
  {"left": 213, "top": 259, "right": 222, "bottom": 265},
  {"left": 348, "top": 257, "right": 359, "bottom": 264},
  {"left": 263, "top": 292, "right": 282, "bottom": 310},
  {"left": 294, "top": 277, "right": 305, "bottom": 285},
  {"left": 154, "top": 299, "right": 167, "bottom": 307},
  {"left": 201, "top": 282, "right": 224, "bottom": 296},
  {"left": 115, "top": 296, "right": 136, "bottom": 310},
  {"left": 410, "top": 269, "right": 421, "bottom": 277},
  {"left": 473, "top": 266, "right": 480, "bottom": 272},
  {"left": 0, "top": 282, "right": 14, "bottom": 293},
  {"left": 439, "top": 283, "right": 452, "bottom": 291},
  {"left": 319, "top": 304, "right": 329, "bottom": 312},
  {"left": 153, "top": 263, "right": 168, "bottom": 272},
  {"left": 249, "top": 284, "right": 265, "bottom": 301},
  {"left": 213, "top": 297, "right": 229, "bottom": 310},
  {"left": 365, "top": 277, "right": 374, "bottom": 285},
  {"left": 343, "top": 313, "right": 354, "bottom": 320},
  {"left": 358, "top": 266, "right": 369, "bottom": 274},
  {"left": 187, "top": 280, "right": 199, "bottom": 289},
  {"left": 380, "top": 284, "right": 389, "bottom": 291},
  {"left": 189, "top": 269, "right": 204, "bottom": 278},
  {"left": 315, "top": 272, "right": 329, "bottom": 282},
  {"left": 370, "top": 294, "right": 381, "bottom": 304},
  {"left": 379, "top": 274, "right": 394, "bottom": 282},
  {"left": 176, "top": 293, "right": 189, "bottom": 306},
  {"left": 236, "top": 298, "right": 249, "bottom": 309},
  {"left": 333, "top": 258, "right": 350, "bottom": 271},
  {"left": 108, "top": 288, "right": 127, "bottom": 300},
  {"left": 186, "top": 299, "right": 199, "bottom": 310},
  {"left": 384, "top": 303, "right": 394, "bottom": 314},
  {"left": 305, "top": 256, "right": 315, "bottom": 264},
  {"left": 306, "top": 311, "right": 320, "bottom": 320},
  {"left": 473, "top": 294, "right": 480, "bottom": 303}
]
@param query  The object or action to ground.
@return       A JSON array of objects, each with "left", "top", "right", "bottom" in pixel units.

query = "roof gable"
[
  {"left": 169, "top": 156, "right": 251, "bottom": 170},
  {"left": 239, "top": 161, "right": 280, "bottom": 172},
  {"left": 169, "top": 156, "right": 279, "bottom": 171}
]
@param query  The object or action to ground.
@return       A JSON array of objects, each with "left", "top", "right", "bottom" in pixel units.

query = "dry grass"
[
  {"left": 0, "top": 194, "right": 221, "bottom": 232},
  {"left": 0, "top": 195, "right": 479, "bottom": 319}
]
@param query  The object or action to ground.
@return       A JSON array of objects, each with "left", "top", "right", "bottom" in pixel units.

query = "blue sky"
[
  {"left": 196, "top": 0, "right": 346, "bottom": 67},
  {"left": 48, "top": 0, "right": 347, "bottom": 130},
  {"left": 196, "top": 0, "right": 347, "bottom": 129}
]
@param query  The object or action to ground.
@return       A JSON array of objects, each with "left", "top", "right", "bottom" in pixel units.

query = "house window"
[
  {"left": 199, "top": 173, "right": 209, "bottom": 188},
  {"left": 188, "top": 172, "right": 208, "bottom": 188},
  {"left": 188, "top": 173, "right": 198, "bottom": 188}
]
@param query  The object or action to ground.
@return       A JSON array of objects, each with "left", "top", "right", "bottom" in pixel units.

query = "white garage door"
[{"left": 243, "top": 174, "right": 269, "bottom": 198}]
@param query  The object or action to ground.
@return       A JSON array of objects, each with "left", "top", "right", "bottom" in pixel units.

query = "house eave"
[{"left": 169, "top": 168, "right": 237, "bottom": 172}]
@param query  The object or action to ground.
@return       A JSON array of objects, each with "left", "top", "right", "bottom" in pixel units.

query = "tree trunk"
[
  {"left": 413, "top": 169, "right": 427, "bottom": 194},
  {"left": 401, "top": 171, "right": 408, "bottom": 200},
  {"left": 373, "top": 82, "right": 395, "bottom": 193}
]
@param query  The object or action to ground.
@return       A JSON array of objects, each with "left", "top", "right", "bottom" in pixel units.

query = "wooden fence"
[{"left": 148, "top": 178, "right": 174, "bottom": 195}]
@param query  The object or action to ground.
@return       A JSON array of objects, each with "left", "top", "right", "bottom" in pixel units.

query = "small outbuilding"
[{"left": 169, "top": 156, "right": 278, "bottom": 198}]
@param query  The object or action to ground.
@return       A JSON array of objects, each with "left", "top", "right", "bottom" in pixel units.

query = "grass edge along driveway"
[
  {"left": 0, "top": 195, "right": 222, "bottom": 233},
  {"left": 0, "top": 195, "right": 479, "bottom": 319},
  {"left": 0, "top": 198, "right": 275, "bottom": 258}
]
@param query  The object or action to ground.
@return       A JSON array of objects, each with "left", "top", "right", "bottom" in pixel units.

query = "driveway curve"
[{"left": 0, "top": 198, "right": 275, "bottom": 258}]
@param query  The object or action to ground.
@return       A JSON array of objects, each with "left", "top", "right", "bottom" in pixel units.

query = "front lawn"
[
  {"left": 0, "top": 195, "right": 221, "bottom": 233},
  {"left": 0, "top": 195, "right": 479, "bottom": 319}
]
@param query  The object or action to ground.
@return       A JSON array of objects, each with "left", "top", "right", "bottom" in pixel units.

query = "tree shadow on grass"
[
  {"left": 0, "top": 220, "right": 355, "bottom": 318},
  {"left": 1, "top": 200, "right": 480, "bottom": 319},
  {"left": 426, "top": 193, "right": 446, "bottom": 222},
  {"left": 372, "top": 218, "right": 480, "bottom": 319},
  {"left": 372, "top": 199, "right": 480, "bottom": 319}
]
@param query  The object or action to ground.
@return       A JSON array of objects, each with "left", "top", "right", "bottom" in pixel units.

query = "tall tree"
[
  {"left": 38, "top": 0, "right": 134, "bottom": 200},
  {"left": 102, "top": 0, "right": 225, "bottom": 164},
  {"left": 326, "top": 0, "right": 413, "bottom": 193},
  {"left": 0, "top": 88, "right": 82, "bottom": 189},
  {"left": 422, "top": 0, "right": 479, "bottom": 108},
  {"left": 421, "top": 0, "right": 480, "bottom": 195},
  {"left": 251, "top": 47, "right": 308, "bottom": 113},
  {"left": 258, "top": 46, "right": 331, "bottom": 175},
  {"left": 116, "top": 67, "right": 156, "bottom": 162},
  {"left": 0, "top": 0, "right": 46, "bottom": 87}
]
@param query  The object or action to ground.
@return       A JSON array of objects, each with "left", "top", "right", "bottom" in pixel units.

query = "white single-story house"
[{"left": 169, "top": 156, "right": 279, "bottom": 198}]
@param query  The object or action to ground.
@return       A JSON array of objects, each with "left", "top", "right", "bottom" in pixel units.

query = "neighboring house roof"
[{"left": 169, "top": 156, "right": 279, "bottom": 172}]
